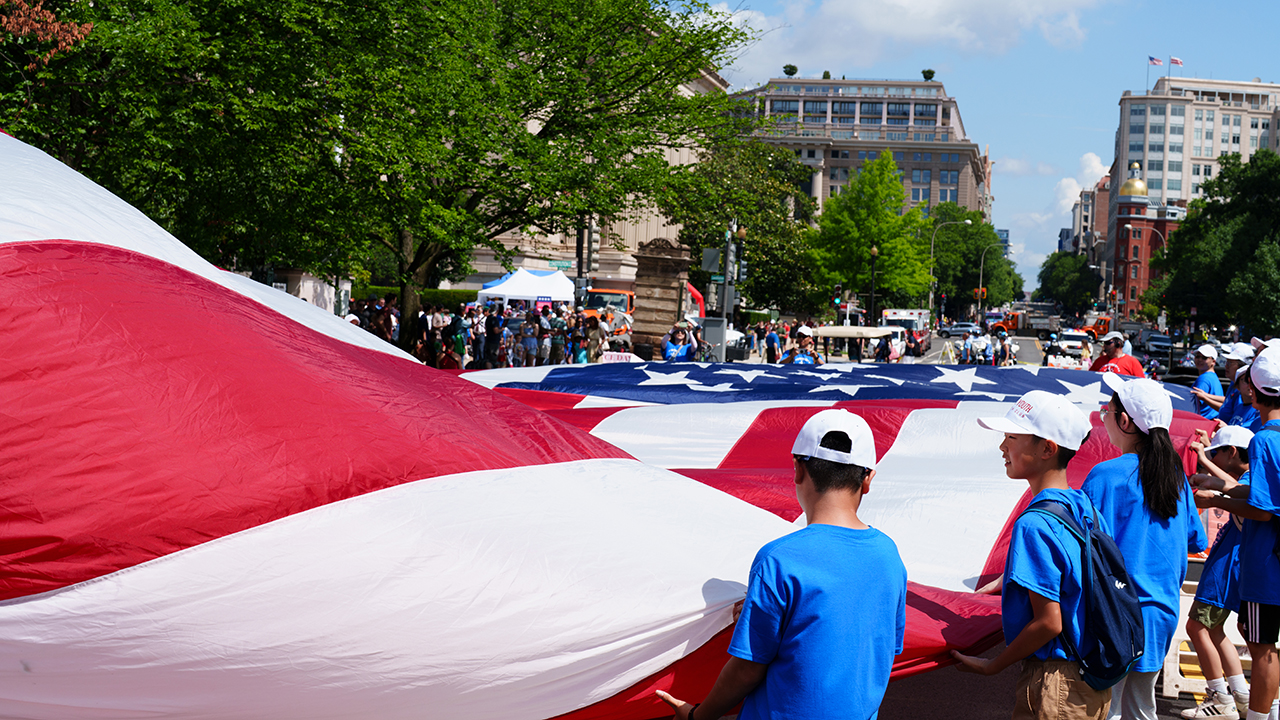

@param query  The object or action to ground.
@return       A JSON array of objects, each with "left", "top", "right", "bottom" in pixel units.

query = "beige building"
[
  {"left": 1106, "top": 75, "right": 1278, "bottom": 258},
  {"left": 732, "top": 78, "right": 992, "bottom": 220}
]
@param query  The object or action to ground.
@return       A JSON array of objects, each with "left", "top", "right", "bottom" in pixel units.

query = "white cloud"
[
  {"left": 995, "top": 157, "right": 1059, "bottom": 177},
  {"left": 717, "top": 0, "right": 1100, "bottom": 88},
  {"left": 1052, "top": 151, "right": 1109, "bottom": 213}
]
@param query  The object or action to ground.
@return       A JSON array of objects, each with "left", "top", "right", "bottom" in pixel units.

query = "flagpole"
[{"left": 1146, "top": 61, "right": 1150, "bottom": 91}]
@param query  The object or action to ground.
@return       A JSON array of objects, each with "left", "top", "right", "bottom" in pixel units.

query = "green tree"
[
  {"left": 657, "top": 140, "right": 818, "bottom": 314},
  {"left": 1034, "top": 251, "right": 1101, "bottom": 315},
  {"left": 927, "top": 203, "right": 1022, "bottom": 320},
  {"left": 807, "top": 152, "right": 931, "bottom": 311},
  {"left": 1150, "top": 149, "right": 1280, "bottom": 334},
  {"left": 783, "top": 64, "right": 797, "bottom": 77},
  {"left": 921, "top": 69, "right": 935, "bottom": 81}
]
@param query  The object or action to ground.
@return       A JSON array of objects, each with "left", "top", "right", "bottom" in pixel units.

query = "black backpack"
[{"left": 1022, "top": 499, "right": 1145, "bottom": 691}]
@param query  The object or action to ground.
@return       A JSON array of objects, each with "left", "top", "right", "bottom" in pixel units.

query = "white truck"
[{"left": 879, "top": 309, "right": 932, "bottom": 354}]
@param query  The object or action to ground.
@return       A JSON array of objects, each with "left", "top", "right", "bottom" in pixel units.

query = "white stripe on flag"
[{"left": 0, "top": 458, "right": 793, "bottom": 720}]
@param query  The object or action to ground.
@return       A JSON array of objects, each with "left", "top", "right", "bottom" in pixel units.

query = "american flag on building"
[{"left": 1149, "top": 56, "right": 1163, "bottom": 66}]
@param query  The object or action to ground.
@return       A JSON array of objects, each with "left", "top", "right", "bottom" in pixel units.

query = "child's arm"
[
  {"left": 951, "top": 590, "right": 1062, "bottom": 675},
  {"left": 1196, "top": 488, "right": 1273, "bottom": 522},
  {"left": 656, "top": 656, "right": 768, "bottom": 720}
]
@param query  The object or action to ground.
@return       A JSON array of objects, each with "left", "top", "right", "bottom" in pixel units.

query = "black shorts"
[{"left": 1239, "top": 600, "right": 1280, "bottom": 645}]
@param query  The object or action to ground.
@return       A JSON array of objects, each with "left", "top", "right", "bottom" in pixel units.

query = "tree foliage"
[
  {"left": 1034, "top": 251, "right": 1101, "bottom": 315},
  {"left": 1149, "top": 149, "right": 1280, "bottom": 334},
  {"left": 807, "top": 152, "right": 931, "bottom": 310},
  {"left": 782, "top": 64, "right": 797, "bottom": 77},
  {"left": 927, "top": 203, "right": 1022, "bottom": 320},
  {"left": 1, "top": 0, "right": 755, "bottom": 348},
  {"left": 657, "top": 139, "right": 818, "bottom": 314}
]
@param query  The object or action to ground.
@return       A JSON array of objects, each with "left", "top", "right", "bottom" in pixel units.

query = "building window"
[
  {"left": 1129, "top": 142, "right": 1144, "bottom": 153},
  {"left": 1252, "top": 118, "right": 1260, "bottom": 129},
  {"left": 1130, "top": 287, "right": 1137, "bottom": 300},
  {"left": 1170, "top": 125, "right": 1184, "bottom": 135},
  {"left": 887, "top": 117, "right": 909, "bottom": 125},
  {"left": 1193, "top": 164, "right": 1201, "bottom": 175},
  {"left": 1149, "top": 124, "right": 1165, "bottom": 135},
  {"left": 914, "top": 133, "right": 936, "bottom": 141},
  {"left": 1132, "top": 244, "right": 1139, "bottom": 259},
  {"left": 1149, "top": 143, "right": 1164, "bottom": 153},
  {"left": 914, "top": 104, "right": 937, "bottom": 116},
  {"left": 771, "top": 100, "right": 799, "bottom": 114},
  {"left": 830, "top": 167, "right": 849, "bottom": 181},
  {"left": 1169, "top": 144, "right": 1183, "bottom": 154},
  {"left": 860, "top": 118, "right": 882, "bottom": 125},
  {"left": 1148, "top": 160, "right": 1163, "bottom": 171},
  {"left": 914, "top": 118, "right": 937, "bottom": 126},
  {"left": 887, "top": 132, "right": 908, "bottom": 140},
  {"left": 1130, "top": 124, "right": 1146, "bottom": 135},
  {"left": 1131, "top": 105, "right": 1146, "bottom": 115},
  {"left": 1233, "top": 134, "right": 1241, "bottom": 144},
  {"left": 1192, "top": 182, "right": 1200, "bottom": 194},
  {"left": 1167, "top": 179, "right": 1182, "bottom": 191},
  {"left": 1252, "top": 137, "right": 1260, "bottom": 148},
  {"left": 804, "top": 101, "right": 827, "bottom": 114},
  {"left": 911, "top": 188, "right": 932, "bottom": 202},
  {"left": 807, "top": 149, "right": 816, "bottom": 158},
  {"left": 911, "top": 169, "right": 932, "bottom": 183},
  {"left": 1195, "top": 109, "right": 1203, "bottom": 120},
  {"left": 1205, "top": 166, "right": 1213, "bottom": 177},
  {"left": 803, "top": 116, "right": 826, "bottom": 124},
  {"left": 1207, "top": 110, "right": 1215, "bottom": 121},
  {"left": 893, "top": 152, "right": 904, "bottom": 161},
  {"left": 1133, "top": 229, "right": 1143, "bottom": 239},
  {"left": 1168, "top": 161, "right": 1182, "bottom": 172},
  {"left": 1150, "top": 105, "right": 1166, "bottom": 116},
  {"left": 860, "top": 102, "right": 882, "bottom": 115},
  {"left": 1171, "top": 105, "right": 1186, "bottom": 117},
  {"left": 832, "top": 102, "right": 857, "bottom": 114},
  {"left": 912, "top": 152, "right": 933, "bottom": 161},
  {"left": 1131, "top": 266, "right": 1138, "bottom": 279},
  {"left": 830, "top": 186, "right": 840, "bottom": 196},
  {"left": 887, "top": 102, "right": 910, "bottom": 116},
  {"left": 1234, "top": 115, "right": 1242, "bottom": 126}
]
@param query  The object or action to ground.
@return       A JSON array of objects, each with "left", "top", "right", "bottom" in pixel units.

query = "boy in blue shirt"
[
  {"left": 1185, "top": 425, "right": 1254, "bottom": 719},
  {"left": 1194, "top": 345, "right": 1225, "bottom": 420},
  {"left": 656, "top": 409, "right": 907, "bottom": 720},
  {"left": 1194, "top": 343, "right": 1280, "bottom": 720},
  {"left": 953, "top": 390, "right": 1111, "bottom": 719}
]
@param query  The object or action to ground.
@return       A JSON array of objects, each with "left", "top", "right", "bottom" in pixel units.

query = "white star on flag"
[
  {"left": 637, "top": 370, "right": 703, "bottom": 386},
  {"left": 865, "top": 374, "right": 907, "bottom": 386},
  {"left": 931, "top": 367, "right": 997, "bottom": 393},
  {"left": 714, "top": 369, "right": 783, "bottom": 383},
  {"left": 808, "top": 384, "right": 875, "bottom": 398},
  {"left": 688, "top": 383, "right": 742, "bottom": 393},
  {"left": 998, "top": 364, "right": 1043, "bottom": 376},
  {"left": 1056, "top": 379, "right": 1110, "bottom": 406}
]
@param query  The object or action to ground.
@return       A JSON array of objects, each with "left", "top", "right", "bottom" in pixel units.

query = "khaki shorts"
[
  {"left": 1189, "top": 600, "right": 1233, "bottom": 630},
  {"left": 1013, "top": 659, "right": 1111, "bottom": 720}
]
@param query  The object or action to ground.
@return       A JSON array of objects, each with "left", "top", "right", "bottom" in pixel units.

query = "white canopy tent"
[{"left": 476, "top": 268, "right": 575, "bottom": 305}]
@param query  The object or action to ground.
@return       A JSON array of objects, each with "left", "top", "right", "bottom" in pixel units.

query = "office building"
[
  {"left": 996, "top": 229, "right": 1011, "bottom": 257},
  {"left": 1109, "top": 162, "right": 1182, "bottom": 318},
  {"left": 733, "top": 78, "right": 992, "bottom": 219},
  {"left": 1057, "top": 228, "right": 1073, "bottom": 253}
]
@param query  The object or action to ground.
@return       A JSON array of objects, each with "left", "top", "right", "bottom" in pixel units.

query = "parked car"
[
  {"left": 937, "top": 322, "right": 983, "bottom": 338},
  {"left": 1141, "top": 333, "right": 1172, "bottom": 355},
  {"left": 1058, "top": 330, "right": 1090, "bottom": 357}
]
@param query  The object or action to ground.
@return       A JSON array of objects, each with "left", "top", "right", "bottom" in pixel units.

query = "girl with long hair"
[{"left": 1083, "top": 373, "right": 1208, "bottom": 720}]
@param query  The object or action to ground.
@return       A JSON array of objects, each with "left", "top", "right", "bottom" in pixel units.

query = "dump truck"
[{"left": 989, "top": 310, "right": 1061, "bottom": 340}]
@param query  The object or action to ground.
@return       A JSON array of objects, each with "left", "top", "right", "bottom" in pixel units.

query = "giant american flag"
[{"left": 0, "top": 131, "right": 1210, "bottom": 720}]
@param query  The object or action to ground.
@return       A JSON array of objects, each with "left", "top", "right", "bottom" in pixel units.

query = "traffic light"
[
  {"left": 588, "top": 220, "right": 601, "bottom": 273},
  {"left": 980, "top": 287, "right": 987, "bottom": 299},
  {"left": 973, "top": 288, "right": 980, "bottom": 299},
  {"left": 833, "top": 283, "right": 843, "bottom": 308}
]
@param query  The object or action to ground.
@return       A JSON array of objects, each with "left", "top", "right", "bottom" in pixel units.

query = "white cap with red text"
[{"left": 976, "top": 390, "right": 1092, "bottom": 451}]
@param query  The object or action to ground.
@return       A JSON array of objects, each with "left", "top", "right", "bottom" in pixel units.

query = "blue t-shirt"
[
  {"left": 1240, "top": 422, "right": 1280, "bottom": 604},
  {"left": 1220, "top": 388, "right": 1262, "bottom": 429},
  {"left": 1195, "top": 370, "right": 1225, "bottom": 420},
  {"left": 1195, "top": 473, "right": 1248, "bottom": 610},
  {"left": 1003, "top": 488, "right": 1105, "bottom": 662},
  {"left": 765, "top": 332, "right": 780, "bottom": 350},
  {"left": 1083, "top": 455, "right": 1207, "bottom": 672},
  {"left": 664, "top": 340, "right": 693, "bottom": 361},
  {"left": 729, "top": 524, "right": 907, "bottom": 720}
]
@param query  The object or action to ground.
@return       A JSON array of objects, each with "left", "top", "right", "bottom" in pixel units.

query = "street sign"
[
  {"left": 710, "top": 274, "right": 724, "bottom": 282},
  {"left": 549, "top": 260, "right": 575, "bottom": 270},
  {"left": 701, "top": 249, "right": 721, "bottom": 273}
]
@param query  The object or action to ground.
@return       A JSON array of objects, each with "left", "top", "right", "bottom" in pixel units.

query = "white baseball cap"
[
  {"left": 1103, "top": 372, "right": 1173, "bottom": 432},
  {"left": 797, "top": 325, "right": 814, "bottom": 337},
  {"left": 1195, "top": 344, "right": 1218, "bottom": 360},
  {"left": 1250, "top": 346, "right": 1280, "bottom": 397},
  {"left": 1235, "top": 364, "right": 1252, "bottom": 384},
  {"left": 977, "top": 390, "right": 1093, "bottom": 451},
  {"left": 1251, "top": 337, "right": 1280, "bottom": 351},
  {"left": 1206, "top": 425, "right": 1255, "bottom": 454},
  {"left": 1100, "top": 331, "right": 1125, "bottom": 344},
  {"left": 1224, "top": 343, "right": 1255, "bottom": 362},
  {"left": 791, "top": 409, "right": 877, "bottom": 469}
]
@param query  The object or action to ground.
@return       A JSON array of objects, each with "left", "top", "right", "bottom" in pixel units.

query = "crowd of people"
[
  {"left": 343, "top": 295, "right": 625, "bottom": 369},
  {"left": 659, "top": 340, "right": 1280, "bottom": 720},
  {"left": 954, "top": 328, "right": 1020, "bottom": 366}
]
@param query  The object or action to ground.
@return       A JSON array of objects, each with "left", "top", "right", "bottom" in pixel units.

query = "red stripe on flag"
[{"left": 0, "top": 241, "right": 630, "bottom": 600}]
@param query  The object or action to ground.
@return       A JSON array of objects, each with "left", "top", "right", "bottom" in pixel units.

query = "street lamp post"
[
  {"left": 977, "top": 242, "right": 1000, "bottom": 318},
  {"left": 869, "top": 246, "right": 879, "bottom": 328},
  {"left": 928, "top": 219, "right": 972, "bottom": 326}
]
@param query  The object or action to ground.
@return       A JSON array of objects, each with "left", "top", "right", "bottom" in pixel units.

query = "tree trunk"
[{"left": 397, "top": 228, "right": 422, "bottom": 355}]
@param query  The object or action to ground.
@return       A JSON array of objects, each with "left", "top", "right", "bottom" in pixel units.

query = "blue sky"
[{"left": 713, "top": 0, "right": 1280, "bottom": 288}]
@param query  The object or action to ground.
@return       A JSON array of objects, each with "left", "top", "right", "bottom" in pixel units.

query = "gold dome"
[{"left": 1118, "top": 162, "right": 1147, "bottom": 196}]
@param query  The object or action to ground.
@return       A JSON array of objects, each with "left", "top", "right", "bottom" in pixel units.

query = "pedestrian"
[
  {"left": 663, "top": 324, "right": 695, "bottom": 361},
  {"left": 1191, "top": 345, "right": 1225, "bottom": 420},
  {"left": 1191, "top": 344, "right": 1280, "bottom": 720},
  {"left": 780, "top": 325, "right": 823, "bottom": 365},
  {"left": 1183, "top": 426, "right": 1254, "bottom": 720},
  {"left": 765, "top": 324, "right": 780, "bottom": 364},
  {"left": 656, "top": 410, "right": 906, "bottom": 720},
  {"left": 954, "top": 390, "right": 1111, "bottom": 719},
  {"left": 1089, "top": 332, "right": 1144, "bottom": 376},
  {"left": 1084, "top": 373, "right": 1207, "bottom": 719}
]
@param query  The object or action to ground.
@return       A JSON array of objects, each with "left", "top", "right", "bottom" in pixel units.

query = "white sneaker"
[
  {"left": 1180, "top": 691, "right": 1240, "bottom": 720},
  {"left": 1231, "top": 690, "right": 1249, "bottom": 717}
]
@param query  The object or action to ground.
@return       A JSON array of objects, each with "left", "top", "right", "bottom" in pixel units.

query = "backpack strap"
[{"left": 1019, "top": 498, "right": 1099, "bottom": 664}]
